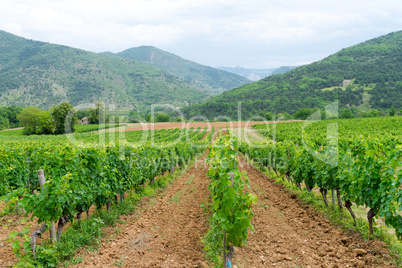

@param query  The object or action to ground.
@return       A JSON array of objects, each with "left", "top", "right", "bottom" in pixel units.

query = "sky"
[{"left": 1, "top": 0, "right": 402, "bottom": 69}]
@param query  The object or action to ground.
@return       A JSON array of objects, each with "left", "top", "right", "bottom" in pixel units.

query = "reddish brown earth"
[
  {"left": 0, "top": 200, "right": 101, "bottom": 267},
  {"left": 233, "top": 156, "right": 395, "bottom": 267},
  {"left": 0, "top": 200, "right": 56, "bottom": 268},
  {"left": 120, "top": 121, "right": 296, "bottom": 131},
  {"left": 67, "top": 156, "right": 395, "bottom": 267},
  {"left": 72, "top": 153, "right": 211, "bottom": 268},
  {"left": 0, "top": 203, "right": 26, "bottom": 267},
  {"left": 0, "top": 132, "right": 397, "bottom": 267}
]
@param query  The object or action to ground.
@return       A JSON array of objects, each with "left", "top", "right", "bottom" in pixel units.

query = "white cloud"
[{"left": 0, "top": 0, "right": 401, "bottom": 67}]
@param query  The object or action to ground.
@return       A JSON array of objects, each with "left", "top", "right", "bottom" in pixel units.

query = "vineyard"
[
  {"left": 0, "top": 126, "right": 212, "bottom": 266},
  {"left": 249, "top": 116, "right": 402, "bottom": 238},
  {"left": 0, "top": 118, "right": 401, "bottom": 267}
]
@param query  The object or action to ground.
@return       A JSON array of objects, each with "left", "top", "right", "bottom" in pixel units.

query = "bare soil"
[
  {"left": 0, "top": 197, "right": 106, "bottom": 267},
  {"left": 120, "top": 121, "right": 295, "bottom": 132},
  {"left": 0, "top": 129, "right": 397, "bottom": 267},
  {"left": 233, "top": 156, "right": 395, "bottom": 267},
  {"left": 68, "top": 156, "right": 396, "bottom": 267},
  {"left": 72, "top": 153, "right": 212, "bottom": 268},
  {"left": 0, "top": 208, "right": 49, "bottom": 267}
]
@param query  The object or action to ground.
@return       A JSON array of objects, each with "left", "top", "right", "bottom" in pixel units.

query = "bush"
[
  {"left": 17, "top": 107, "right": 54, "bottom": 135},
  {"left": 156, "top": 113, "right": 170, "bottom": 122},
  {"left": 128, "top": 116, "right": 143, "bottom": 123},
  {"left": 293, "top": 108, "right": 312, "bottom": 120},
  {"left": 0, "top": 115, "right": 9, "bottom": 130},
  {"left": 363, "top": 109, "right": 380, "bottom": 118},
  {"left": 340, "top": 109, "right": 355, "bottom": 119},
  {"left": 264, "top": 112, "right": 273, "bottom": 121},
  {"left": 51, "top": 102, "right": 77, "bottom": 134},
  {"left": 390, "top": 106, "right": 396, "bottom": 116}
]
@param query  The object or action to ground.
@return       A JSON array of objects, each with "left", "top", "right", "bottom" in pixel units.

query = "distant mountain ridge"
[
  {"left": 0, "top": 31, "right": 209, "bottom": 112},
  {"left": 105, "top": 46, "right": 251, "bottom": 95},
  {"left": 218, "top": 66, "right": 297, "bottom": 81},
  {"left": 182, "top": 31, "right": 402, "bottom": 120}
]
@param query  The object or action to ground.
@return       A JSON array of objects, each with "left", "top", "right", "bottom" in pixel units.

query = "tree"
[
  {"left": 282, "top": 113, "right": 293, "bottom": 120},
  {"left": 52, "top": 102, "right": 77, "bottom": 134},
  {"left": 340, "top": 109, "right": 355, "bottom": 119},
  {"left": 293, "top": 108, "right": 313, "bottom": 120},
  {"left": 350, "top": 105, "right": 359, "bottom": 116},
  {"left": 389, "top": 106, "right": 396, "bottom": 116},
  {"left": 7, "top": 106, "right": 23, "bottom": 127},
  {"left": 128, "top": 110, "right": 143, "bottom": 123},
  {"left": 175, "top": 116, "right": 183, "bottom": 122},
  {"left": 0, "top": 115, "right": 9, "bottom": 130},
  {"left": 264, "top": 112, "right": 273, "bottom": 121},
  {"left": 38, "top": 111, "right": 54, "bottom": 135},
  {"left": 77, "top": 109, "right": 90, "bottom": 120},
  {"left": 365, "top": 109, "right": 380, "bottom": 118},
  {"left": 17, "top": 107, "right": 54, "bottom": 135},
  {"left": 0, "top": 106, "right": 23, "bottom": 128},
  {"left": 156, "top": 113, "right": 170, "bottom": 122},
  {"left": 88, "top": 101, "right": 106, "bottom": 124}
]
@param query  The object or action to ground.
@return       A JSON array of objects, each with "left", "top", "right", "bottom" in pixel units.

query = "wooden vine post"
[
  {"left": 30, "top": 170, "right": 57, "bottom": 260},
  {"left": 331, "top": 189, "right": 336, "bottom": 209},
  {"left": 38, "top": 170, "right": 57, "bottom": 243}
]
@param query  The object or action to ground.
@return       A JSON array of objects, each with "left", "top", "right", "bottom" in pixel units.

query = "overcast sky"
[{"left": 1, "top": 0, "right": 402, "bottom": 68}]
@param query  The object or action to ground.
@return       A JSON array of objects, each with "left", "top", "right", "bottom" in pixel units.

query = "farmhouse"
[{"left": 80, "top": 117, "right": 90, "bottom": 124}]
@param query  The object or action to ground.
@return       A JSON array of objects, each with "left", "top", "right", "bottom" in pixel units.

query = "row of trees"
[
  {"left": 258, "top": 106, "right": 400, "bottom": 121},
  {"left": 17, "top": 102, "right": 77, "bottom": 135},
  {"left": 2, "top": 100, "right": 399, "bottom": 134},
  {"left": 0, "top": 106, "right": 23, "bottom": 130},
  {"left": 133, "top": 105, "right": 400, "bottom": 123},
  {"left": 127, "top": 110, "right": 171, "bottom": 123},
  {"left": 1, "top": 101, "right": 173, "bottom": 135},
  {"left": 16, "top": 101, "right": 110, "bottom": 135}
]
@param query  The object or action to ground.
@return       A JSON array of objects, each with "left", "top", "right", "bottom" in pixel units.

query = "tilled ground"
[
  {"left": 0, "top": 198, "right": 106, "bottom": 267},
  {"left": 120, "top": 121, "right": 295, "bottom": 131},
  {"left": 0, "top": 203, "right": 28, "bottom": 267},
  {"left": 73, "top": 153, "right": 211, "bottom": 268},
  {"left": 1, "top": 151, "right": 397, "bottom": 267},
  {"left": 232, "top": 156, "right": 395, "bottom": 267}
]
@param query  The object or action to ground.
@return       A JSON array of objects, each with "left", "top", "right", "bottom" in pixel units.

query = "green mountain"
[
  {"left": 108, "top": 46, "right": 250, "bottom": 95},
  {"left": 182, "top": 31, "right": 402, "bottom": 120},
  {"left": 0, "top": 31, "right": 209, "bottom": 112},
  {"left": 218, "top": 66, "right": 297, "bottom": 81}
]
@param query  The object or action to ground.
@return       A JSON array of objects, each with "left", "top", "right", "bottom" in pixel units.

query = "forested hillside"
[
  {"left": 108, "top": 46, "right": 250, "bottom": 95},
  {"left": 182, "top": 31, "right": 402, "bottom": 120},
  {"left": 0, "top": 31, "right": 208, "bottom": 112}
]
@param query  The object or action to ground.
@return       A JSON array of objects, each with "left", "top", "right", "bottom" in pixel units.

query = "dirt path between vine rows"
[
  {"left": 73, "top": 153, "right": 211, "bottom": 268},
  {"left": 2, "top": 146, "right": 396, "bottom": 267},
  {"left": 232, "top": 155, "right": 396, "bottom": 267}
]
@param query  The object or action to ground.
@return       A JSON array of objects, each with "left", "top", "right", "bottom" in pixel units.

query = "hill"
[
  {"left": 182, "top": 31, "right": 402, "bottom": 120},
  {"left": 219, "top": 66, "right": 297, "bottom": 81},
  {"left": 108, "top": 46, "right": 250, "bottom": 95},
  {"left": 0, "top": 31, "right": 208, "bottom": 112}
]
